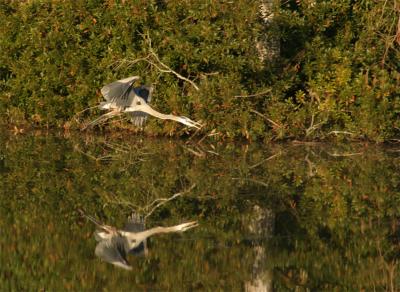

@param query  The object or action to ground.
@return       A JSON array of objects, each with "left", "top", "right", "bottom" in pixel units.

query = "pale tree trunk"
[
  {"left": 245, "top": 205, "right": 275, "bottom": 292},
  {"left": 257, "top": 0, "right": 280, "bottom": 66}
]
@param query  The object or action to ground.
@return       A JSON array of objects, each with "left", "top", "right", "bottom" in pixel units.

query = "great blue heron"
[
  {"left": 86, "top": 76, "right": 202, "bottom": 129},
  {"left": 81, "top": 211, "right": 198, "bottom": 270}
]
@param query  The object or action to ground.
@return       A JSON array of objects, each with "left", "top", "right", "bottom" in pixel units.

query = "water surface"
[{"left": 1, "top": 131, "right": 399, "bottom": 291}]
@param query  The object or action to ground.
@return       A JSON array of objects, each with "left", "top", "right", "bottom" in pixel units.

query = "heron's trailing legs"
[{"left": 83, "top": 111, "right": 121, "bottom": 129}]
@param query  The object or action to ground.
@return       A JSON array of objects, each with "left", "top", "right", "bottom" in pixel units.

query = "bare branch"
[
  {"left": 73, "top": 105, "right": 100, "bottom": 123},
  {"left": 149, "top": 50, "right": 200, "bottom": 91},
  {"left": 306, "top": 114, "right": 325, "bottom": 137},
  {"left": 234, "top": 89, "right": 271, "bottom": 98},
  {"left": 249, "top": 151, "right": 281, "bottom": 169},
  {"left": 328, "top": 130, "right": 356, "bottom": 136},
  {"left": 327, "top": 151, "right": 364, "bottom": 157},
  {"left": 292, "top": 140, "right": 320, "bottom": 146},
  {"left": 117, "top": 34, "right": 200, "bottom": 91},
  {"left": 250, "top": 109, "right": 282, "bottom": 128},
  {"left": 144, "top": 184, "right": 196, "bottom": 220},
  {"left": 182, "top": 145, "right": 205, "bottom": 157},
  {"left": 73, "top": 145, "right": 113, "bottom": 162}
]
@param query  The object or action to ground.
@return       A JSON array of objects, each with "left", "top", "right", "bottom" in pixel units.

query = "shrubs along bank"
[{"left": 0, "top": 1, "right": 399, "bottom": 142}]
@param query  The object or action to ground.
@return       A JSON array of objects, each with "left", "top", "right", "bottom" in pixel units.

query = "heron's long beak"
[{"left": 79, "top": 209, "right": 104, "bottom": 227}]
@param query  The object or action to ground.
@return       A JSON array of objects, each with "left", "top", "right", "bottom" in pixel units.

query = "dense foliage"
[{"left": 0, "top": 1, "right": 399, "bottom": 141}]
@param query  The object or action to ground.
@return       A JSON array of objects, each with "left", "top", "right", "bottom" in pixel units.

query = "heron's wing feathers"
[
  {"left": 116, "top": 76, "right": 141, "bottom": 85},
  {"left": 101, "top": 76, "right": 140, "bottom": 102},
  {"left": 122, "top": 213, "right": 147, "bottom": 256},
  {"left": 123, "top": 213, "right": 145, "bottom": 232},
  {"left": 127, "top": 111, "right": 148, "bottom": 127},
  {"left": 95, "top": 236, "right": 131, "bottom": 270}
]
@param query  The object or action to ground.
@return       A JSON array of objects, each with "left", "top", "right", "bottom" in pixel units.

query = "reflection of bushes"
[
  {"left": 1, "top": 2, "right": 399, "bottom": 141},
  {"left": 251, "top": 146, "right": 400, "bottom": 290},
  {"left": 0, "top": 132, "right": 399, "bottom": 289}
]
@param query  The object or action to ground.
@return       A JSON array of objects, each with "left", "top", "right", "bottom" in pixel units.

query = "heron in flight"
[
  {"left": 86, "top": 76, "right": 202, "bottom": 129},
  {"left": 81, "top": 211, "right": 198, "bottom": 270}
]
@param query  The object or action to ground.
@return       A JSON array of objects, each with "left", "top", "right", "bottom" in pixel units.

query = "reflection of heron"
[
  {"left": 81, "top": 211, "right": 198, "bottom": 270},
  {"left": 86, "top": 76, "right": 202, "bottom": 129}
]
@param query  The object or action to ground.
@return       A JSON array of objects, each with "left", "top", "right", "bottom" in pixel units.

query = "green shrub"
[{"left": 0, "top": 0, "right": 399, "bottom": 141}]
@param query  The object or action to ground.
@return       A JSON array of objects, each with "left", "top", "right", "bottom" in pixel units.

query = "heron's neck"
[
  {"left": 125, "top": 104, "right": 177, "bottom": 122},
  {"left": 123, "top": 226, "right": 178, "bottom": 242}
]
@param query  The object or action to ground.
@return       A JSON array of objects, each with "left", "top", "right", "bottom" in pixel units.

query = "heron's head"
[{"left": 177, "top": 116, "right": 203, "bottom": 129}]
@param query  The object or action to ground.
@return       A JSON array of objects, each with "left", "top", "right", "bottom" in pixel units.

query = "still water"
[{"left": 1, "top": 130, "right": 399, "bottom": 291}]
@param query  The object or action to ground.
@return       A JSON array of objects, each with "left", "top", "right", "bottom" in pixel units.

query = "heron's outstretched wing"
[
  {"left": 128, "top": 85, "right": 153, "bottom": 127},
  {"left": 122, "top": 213, "right": 147, "bottom": 256},
  {"left": 123, "top": 212, "right": 145, "bottom": 233},
  {"left": 95, "top": 236, "right": 131, "bottom": 270},
  {"left": 101, "top": 76, "right": 140, "bottom": 103}
]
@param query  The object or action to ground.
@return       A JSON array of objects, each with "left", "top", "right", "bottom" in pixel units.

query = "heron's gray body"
[
  {"left": 86, "top": 76, "right": 202, "bottom": 129},
  {"left": 99, "top": 76, "right": 152, "bottom": 127},
  {"left": 94, "top": 213, "right": 146, "bottom": 270}
]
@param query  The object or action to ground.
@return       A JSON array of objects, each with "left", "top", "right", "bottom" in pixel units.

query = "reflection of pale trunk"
[
  {"left": 257, "top": 0, "right": 280, "bottom": 66},
  {"left": 245, "top": 205, "right": 275, "bottom": 292}
]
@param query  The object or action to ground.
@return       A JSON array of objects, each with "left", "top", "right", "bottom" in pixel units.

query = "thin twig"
[
  {"left": 118, "top": 34, "right": 200, "bottom": 91},
  {"left": 115, "top": 55, "right": 152, "bottom": 70},
  {"left": 75, "top": 145, "right": 115, "bottom": 162},
  {"left": 103, "top": 141, "right": 130, "bottom": 153},
  {"left": 249, "top": 151, "right": 281, "bottom": 169},
  {"left": 74, "top": 145, "right": 100, "bottom": 161},
  {"left": 73, "top": 105, "right": 99, "bottom": 122},
  {"left": 197, "top": 129, "right": 220, "bottom": 144},
  {"left": 386, "top": 149, "right": 400, "bottom": 152},
  {"left": 306, "top": 114, "right": 325, "bottom": 137},
  {"left": 327, "top": 152, "right": 363, "bottom": 157},
  {"left": 104, "top": 193, "right": 138, "bottom": 211},
  {"left": 144, "top": 184, "right": 196, "bottom": 220},
  {"left": 328, "top": 130, "right": 356, "bottom": 136},
  {"left": 182, "top": 145, "right": 205, "bottom": 157},
  {"left": 149, "top": 49, "right": 199, "bottom": 90},
  {"left": 305, "top": 154, "right": 316, "bottom": 177},
  {"left": 250, "top": 109, "right": 282, "bottom": 128},
  {"left": 246, "top": 178, "right": 270, "bottom": 188},
  {"left": 186, "top": 123, "right": 204, "bottom": 141},
  {"left": 292, "top": 140, "right": 320, "bottom": 146},
  {"left": 232, "top": 177, "right": 269, "bottom": 188},
  {"left": 234, "top": 89, "right": 271, "bottom": 98},
  {"left": 206, "top": 150, "right": 220, "bottom": 156}
]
